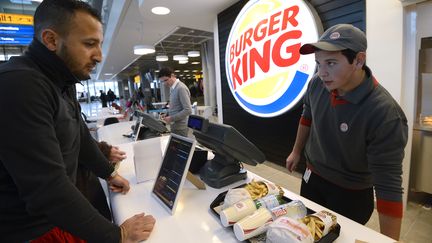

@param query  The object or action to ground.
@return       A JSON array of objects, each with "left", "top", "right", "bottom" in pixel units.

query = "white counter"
[
  {"left": 100, "top": 134, "right": 396, "bottom": 243},
  {"left": 97, "top": 121, "right": 135, "bottom": 144}
]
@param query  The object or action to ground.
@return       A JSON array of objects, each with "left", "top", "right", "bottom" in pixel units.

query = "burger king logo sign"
[{"left": 225, "top": 0, "right": 320, "bottom": 117}]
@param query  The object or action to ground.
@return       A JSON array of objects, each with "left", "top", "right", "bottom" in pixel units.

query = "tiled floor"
[{"left": 81, "top": 101, "right": 432, "bottom": 243}]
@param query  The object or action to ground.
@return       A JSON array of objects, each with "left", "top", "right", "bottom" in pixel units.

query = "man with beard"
[{"left": 0, "top": 0, "right": 155, "bottom": 242}]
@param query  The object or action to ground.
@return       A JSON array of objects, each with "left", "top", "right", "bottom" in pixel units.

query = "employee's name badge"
[{"left": 303, "top": 168, "right": 312, "bottom": 183}]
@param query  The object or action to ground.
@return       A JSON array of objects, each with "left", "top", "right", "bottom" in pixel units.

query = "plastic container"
[{"left": 220, "top": 195, "right": 285, "bottom": 227}]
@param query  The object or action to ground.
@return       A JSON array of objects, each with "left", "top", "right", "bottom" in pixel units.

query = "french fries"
[
  {"left": 244, "top": 180, "right": 269, "bottom": 200},
  {"left": 300, "top": 216, "right": 323, "bottom": 241},
  {"left": 300, "top": 211, "right": 337, "bottom": 241}
]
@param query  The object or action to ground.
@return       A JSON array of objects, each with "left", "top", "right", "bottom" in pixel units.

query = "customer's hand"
[
  {"left": 109, "top": 146, "right": 126, "bottom": 163},
  {"left": 285, "top": 152, "right": 300, "bottom": 173},
  {"left": 108, "top": 174, "right": 130, "bottom": 194},
  {"left": 120, "top": 213, "right": 156, "bottom": 243}
]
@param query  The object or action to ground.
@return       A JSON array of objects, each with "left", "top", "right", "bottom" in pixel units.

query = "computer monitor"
[
  {"left": 135, "top": 111, "right": 169, "bottom": 140},
  {"left": 190, "top": 116, "right": 266, "bottom": 188}
]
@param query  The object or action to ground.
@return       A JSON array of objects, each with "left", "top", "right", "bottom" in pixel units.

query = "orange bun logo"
[{"left": 225, "top": 0, "right": 319, "bottom": 117}]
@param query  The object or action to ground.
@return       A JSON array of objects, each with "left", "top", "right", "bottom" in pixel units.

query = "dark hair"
[
  {"left": 34, "top": 0, "right": 102, "bottom": 40},
  {"left": 158, "top": 67, "right": 174, "bottom": 78},
  {"left": 341, "top": 49, "right": 366, "bottom": 69}
]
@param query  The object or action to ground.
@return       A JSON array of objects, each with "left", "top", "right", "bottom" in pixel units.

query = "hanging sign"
[
  {"left": 0, "top": 13, "right": 33, "bottom": 26},
  {"left": 225, "top": 0, "right": 320, "bottom": 117}
]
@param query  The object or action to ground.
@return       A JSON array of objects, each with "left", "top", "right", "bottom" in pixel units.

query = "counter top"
[{"left": 98, "top": 123, "right": 396, "bottom": 243}]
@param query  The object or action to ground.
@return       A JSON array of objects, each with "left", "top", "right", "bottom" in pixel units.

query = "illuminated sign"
[
  {"left": 0, "top": 13, "right": 33, "bottom": 25},
  {"left": 225, "top": 0, "right": 320, "bottom": 117},
  {"left": 0, "top": 24, "right": 34, "bottom": 36},
  {"left": 0, "top": 36, "right": 32, "bottom": 45},
  {"left": 134, "top": 75, "right": 141, "bottom": 83}
]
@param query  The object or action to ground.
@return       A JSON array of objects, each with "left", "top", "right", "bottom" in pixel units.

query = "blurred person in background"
[{"left": 158, "top": 67, "right": 192, "bottom": 137}]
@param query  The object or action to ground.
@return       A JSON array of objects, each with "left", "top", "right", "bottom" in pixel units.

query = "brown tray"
[{"left": 210, "top": 187, "right": 341, "bottom": 243}]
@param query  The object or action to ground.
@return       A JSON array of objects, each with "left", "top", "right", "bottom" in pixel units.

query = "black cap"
[{"left": 300, "top": 24, "right": 367, "bottom": 54}]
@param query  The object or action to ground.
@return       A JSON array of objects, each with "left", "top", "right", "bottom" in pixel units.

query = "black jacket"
[{"left": 0, "top": 39, "right": 120, "bottom": 242}]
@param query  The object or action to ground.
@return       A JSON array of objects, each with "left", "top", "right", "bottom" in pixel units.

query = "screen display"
[
  {"left": 0, "top": 24, "right": 33, "bottom": 45},
  {"left": 152, "top": 135, "right": 194, "bottom": 210},
  {"left": 187, "top": 115, "right": 208, "bottom": 132},
  {"left": 188, "top": 116, "right": 203, "bottom": 130}
]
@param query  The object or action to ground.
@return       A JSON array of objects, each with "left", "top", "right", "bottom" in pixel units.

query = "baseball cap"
[{"left": 300, "top": 24, "right": 367, "bottom": 54}]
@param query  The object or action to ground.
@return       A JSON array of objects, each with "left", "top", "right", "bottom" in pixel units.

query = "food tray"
[{"left": 210, "top": 186, "right": 340, "bottom": 243}]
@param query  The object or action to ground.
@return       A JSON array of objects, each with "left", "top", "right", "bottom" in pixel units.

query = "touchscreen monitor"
[{"left": 151, "top": 134, "right": 196, "bottom": 215}]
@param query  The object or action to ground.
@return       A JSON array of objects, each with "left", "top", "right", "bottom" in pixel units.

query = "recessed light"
[
  {"left": 191, "top": 61, "right": 200, "bottom": 65},
  {"left": 105, "top": 73, "right": 113, "bottom": 76},
  {"left": 151, "top": 6, "right": 170, "bottom": 15}
]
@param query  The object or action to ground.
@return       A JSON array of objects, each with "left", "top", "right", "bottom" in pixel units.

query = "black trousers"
[{"left": 300, "top": 170, "right": 374, "bottom": 224}]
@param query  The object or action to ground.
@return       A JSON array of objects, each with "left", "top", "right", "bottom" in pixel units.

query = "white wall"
[
  {"left": 366, "top": 0, "right": 404, "bottom": 100},
  {"left": 416, "top": 2, "right": 432, "bottom": 42}
]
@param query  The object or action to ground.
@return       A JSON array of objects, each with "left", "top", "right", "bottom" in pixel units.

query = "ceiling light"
[
  {"left": 187, "top": 51, "right": 200, "bottom": 57},
  {"left": 104, "top": 73, "right": 113, "bottom": 76},
  {"left": 156, "top": 55, "right": 169, "bottom": 61},
  {"left": 191, "top": 61, "right": 200, "bottom": 65},
  {"left": 151, "top": 6, "right": 170, "bottom": 15},
  {"left": 134, "top": 45, "right": 155, "bottom": 55},
  {"left": 179, "top": 60, "right": 188, "bottom": 64},
  {"left": 173, "top": 55, "right": 188, "bottom": 61},
  {"left": 174, "top": 70, "right": 181, "bottom": 72},
  {"left": 183, "top": 70, "right": 190, "bottom": 72},
  {"left": 11, "top": 0, "right": 30, "bottom": 4},
  {"left": 133, "top": 45, "right": 155, "bottom": 55}
]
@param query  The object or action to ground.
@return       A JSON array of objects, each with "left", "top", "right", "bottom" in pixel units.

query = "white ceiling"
[{"left": 96, "top": 0, "right": 235, "bottom": 80}]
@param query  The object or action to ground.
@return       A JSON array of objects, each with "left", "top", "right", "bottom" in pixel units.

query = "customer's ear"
[{"left": 40, "top": 29, "right": 59, "bottom": 52}]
